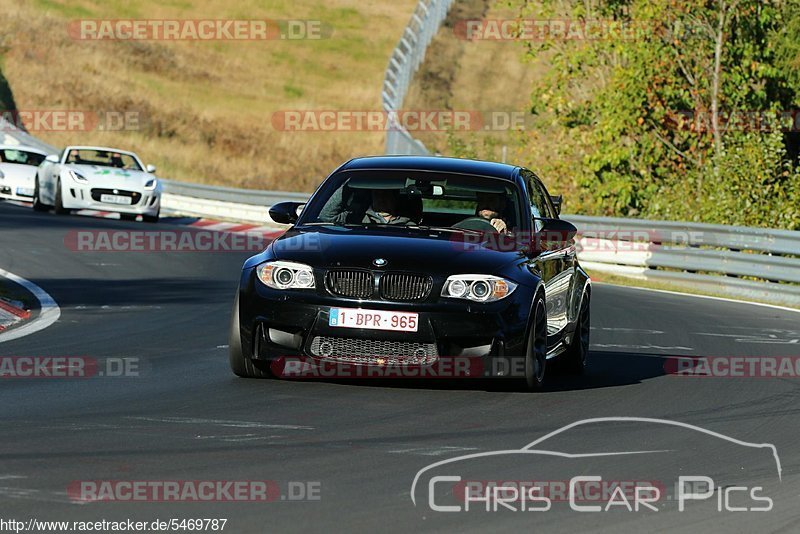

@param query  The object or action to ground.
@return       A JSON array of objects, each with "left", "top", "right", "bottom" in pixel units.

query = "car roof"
[
  {"left": 0, "top": 145, "right": 49, "bottom": 155},
  {"left": 340, "top": 156, "right": 519, "bottom": 180}
]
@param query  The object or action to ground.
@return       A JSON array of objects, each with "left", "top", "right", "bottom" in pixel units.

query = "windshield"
[
  {"left": 64, "top": 149, "right": 143, "bottom": 171},
  {"left": 299, "top": 171, "right": 522, "bottom": 233},
  {"left": 0, "top": 149, "right": 46, "bottom": 167}
]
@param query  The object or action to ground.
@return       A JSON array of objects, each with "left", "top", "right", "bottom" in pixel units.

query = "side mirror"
[
  {"left": 45, "top": 154, "right": 59, "bottom": 163},
  {"left": 550, "top": 195, "right": 563, "bottom": 215},
  {"left": 269, "top": 201, "right": 304, "bottom": 225},
  {"left": 535, "top": 218, "right": 577, "bottom": 251},
  {"left": 146, "top": 164, "right": 157, "bottom": 173}
]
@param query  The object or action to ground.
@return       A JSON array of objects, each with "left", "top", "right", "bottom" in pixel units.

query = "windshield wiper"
[
  {"left": 301, "top": 222, "right": 367, "bottom": 228},
  {"left": 413, "top": 225, "right": 485, "bottom": 235}
]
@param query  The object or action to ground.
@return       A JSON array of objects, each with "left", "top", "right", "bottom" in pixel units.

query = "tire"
[
  {"left": 120, "top": 213, "right": 138, "bottom": 222},
  {"left": 562, "top": 290, "right": 591, "bottom": 375},
  {"left": 32, "top": 178, "right": 51, "bottom": 212},
  {"left": 520, "top": 294, "right": 548, "bottom": 391},
  {"left": 229, "top": 294, "right": 273, "bottom": 379},
  {"left": 143, "top": 212, "right": 160, "bottom": 223},
  {"left": 54, "top": 181, "right": 69, "bottom": 215}
]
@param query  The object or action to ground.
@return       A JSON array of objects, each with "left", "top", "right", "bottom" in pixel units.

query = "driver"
[{"left": 475, "top": 192, "right": 508, "bottom": 233}]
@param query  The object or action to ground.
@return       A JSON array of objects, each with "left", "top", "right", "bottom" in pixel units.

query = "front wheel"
[
  {"left": 562, "top": 290, "right": 590, "bottom": 375},
  {"left": 520, "top": 295, "right": 548, "bottom": 391},
  {"left": 54, "top": 181, "right": 69, "bottom": 215},
  {"left": 32, "top": 179, "right": 51, "bottom": 212},
  {"left": 229, "top": 294, "right": 273, "bottom": 379},
  {"left": 143, "top": 212, "right": 160, "bottom": 223}
]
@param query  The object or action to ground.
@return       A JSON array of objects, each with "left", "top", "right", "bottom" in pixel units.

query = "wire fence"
[{"left": 382, "top": 0, "right": 453, "bottom": 155}]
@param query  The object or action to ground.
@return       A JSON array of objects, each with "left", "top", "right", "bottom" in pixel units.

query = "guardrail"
[
  {"left": 570, "top": 215, "right": 800, "bottom": 307},
  {"left": 382, "top": 0, "right": 453, "bottom": 155},
  {"left": 158, "top": 179, "right": 308, "bottom": 223}
]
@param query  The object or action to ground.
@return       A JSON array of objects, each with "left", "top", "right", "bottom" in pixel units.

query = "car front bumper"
[
  {"left": 60, "top": 184, "right": 160, "bottom": 215},
  {"left": 0, "top": 182, "right": 35, "bottom": 202},
  {"left": 238, "top": 271, "right": 536, "bottom": 379}
]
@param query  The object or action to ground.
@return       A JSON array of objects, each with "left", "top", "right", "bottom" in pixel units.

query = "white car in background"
[
  {"left": 34, "top": 146, "right": 162, "bottom": 222},
  {"left": 0, "top": 145, "right": 49, "bottom": 202}
]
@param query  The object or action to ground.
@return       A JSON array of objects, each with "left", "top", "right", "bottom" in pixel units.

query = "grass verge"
[{"left": 0, "top": 0, "right": 417, "bottom": 191}]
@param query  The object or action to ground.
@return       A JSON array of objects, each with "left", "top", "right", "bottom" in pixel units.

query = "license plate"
[
  {"left": 16, "top": 187, "right": 34, "bottom": 197},
  {"left": 329, "top": 308, "right": 418, "bottom": 332},
  {"left": 100, "top": 194, "right": 132, "bottom": 205}
]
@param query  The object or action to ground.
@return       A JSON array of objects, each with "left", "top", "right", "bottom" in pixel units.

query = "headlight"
[
  {"left": 144, "top": 178, "right": 157, "bottom": 190},
  {"left": 256, "top": 261, "right": 316, "bottom": 290},
  {"left": 0, "top": 170, "right": 4, "bottom": 179},
  {"left": 68, "top": 169, "right": 88, "bottom": 183},
  {"left": 441, "top": 275, "right": 517, "bottom": 302}
]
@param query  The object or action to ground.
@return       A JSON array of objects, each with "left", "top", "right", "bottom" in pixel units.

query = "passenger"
[
  {"left": 363, "top": 189, "right": 416, "bottom": 226},
  {"left": 318, "top": 186, "right": 370, "bottom": 224}
]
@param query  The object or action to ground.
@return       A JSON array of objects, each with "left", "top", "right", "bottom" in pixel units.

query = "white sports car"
[
  {"left": 0, "top": 145, "right": 49, "bottom": 202},
  {"left": 34, "top": 146, "right": 162, "bottom": 222}
]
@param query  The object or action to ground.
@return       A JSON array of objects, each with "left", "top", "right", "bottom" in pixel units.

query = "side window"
[
  {"left": 533, "top": 178, "right": 556, "bottom": 219},
  {"left": 523, "top": 171, "right": 550, "bottom": 231}
]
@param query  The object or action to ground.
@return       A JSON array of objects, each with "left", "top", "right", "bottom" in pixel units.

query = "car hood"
[
  {"left": 65, "top": 164, "right": 155, "bottom": 190},
  {"left": 0, "top": 163, "right": 37, "bottom": 183},
  {"left": 270, "top": 226, "right": 526, "bottom": 275}
]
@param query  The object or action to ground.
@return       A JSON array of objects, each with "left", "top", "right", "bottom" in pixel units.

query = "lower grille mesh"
[{"left": 309, "top": 336, "right": 438, "bottom": 365}]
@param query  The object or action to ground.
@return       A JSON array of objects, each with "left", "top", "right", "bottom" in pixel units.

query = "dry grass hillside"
[{"left": 0, "top": 0, "right": 416, "bottom": 191}]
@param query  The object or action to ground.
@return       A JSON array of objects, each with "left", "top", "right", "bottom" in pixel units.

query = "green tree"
[{"left": 507, "top": 0, "right": 800, "bottom": 228}]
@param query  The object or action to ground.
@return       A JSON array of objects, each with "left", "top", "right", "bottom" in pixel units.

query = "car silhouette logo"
[{"left": 373, "top": 258, "right": 388, "bottom": 267}]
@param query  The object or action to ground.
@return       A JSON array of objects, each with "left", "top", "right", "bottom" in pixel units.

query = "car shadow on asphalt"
[{"left": 270, "top": 350, "right": 668, "bottom": 393}]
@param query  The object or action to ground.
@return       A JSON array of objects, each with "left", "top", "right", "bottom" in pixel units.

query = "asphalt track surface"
[{"left": 1, "top": 200, "right": 800, "bottom": 533}]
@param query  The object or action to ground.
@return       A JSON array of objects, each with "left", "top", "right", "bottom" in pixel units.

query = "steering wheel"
[{"left": 452, "top": 216, "right": 498, "bottom": 233}]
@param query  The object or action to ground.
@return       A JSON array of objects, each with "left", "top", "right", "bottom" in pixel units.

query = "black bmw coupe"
[{"left": 229, "top": 156, "right": 590, "bottom": 390}]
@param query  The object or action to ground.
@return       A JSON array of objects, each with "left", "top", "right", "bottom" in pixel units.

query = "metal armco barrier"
[
  {"left": 568, "top": 214, "right": 800, "bottom": 307},
  {"left": 382, "top": 0, "right": 453, "bottom": 155}
]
